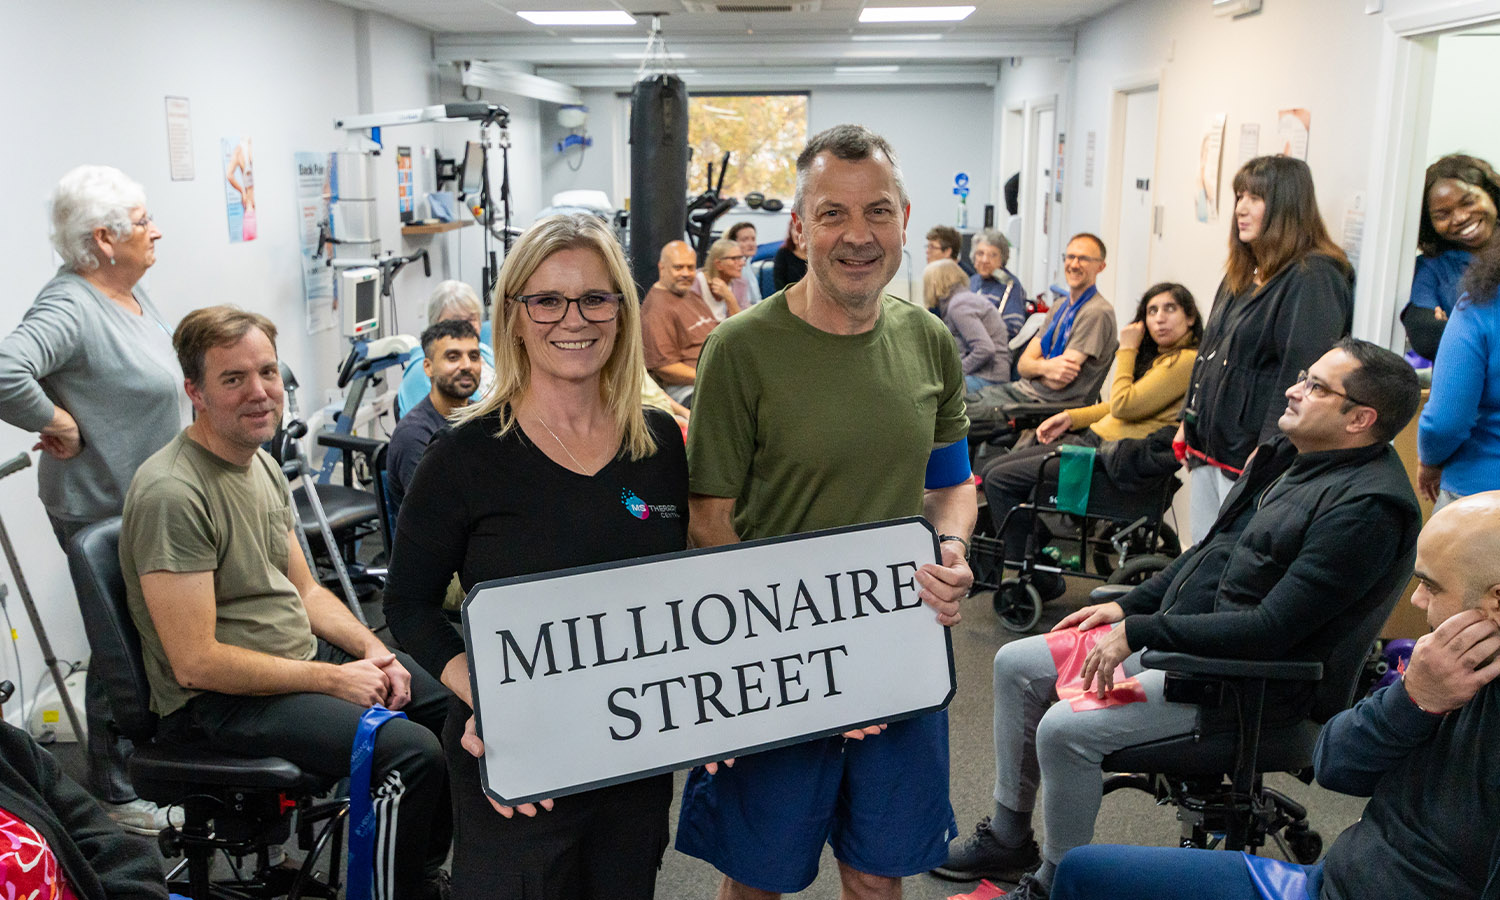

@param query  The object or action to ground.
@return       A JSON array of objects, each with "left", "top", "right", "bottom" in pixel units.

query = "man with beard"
[
  {"left": 641, "top": 239, "right": 718, "bottom": 407},
  {"left": 387, "top": 318, "right": 481, "bottom": 521},
  {"left": 676, "top": 124, "right": 977, "bottom": 900},
  {"left": 119, "top": 306, "right": 452, "bottom": 900}
]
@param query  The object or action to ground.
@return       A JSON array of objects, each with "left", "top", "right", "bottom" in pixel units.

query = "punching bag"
[{"left": 629, "top": 74, "right": 689, "bottom": 298}]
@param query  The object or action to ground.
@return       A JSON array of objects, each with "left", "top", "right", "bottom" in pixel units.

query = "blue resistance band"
[
  {"left": 1241, "top": 852, "right": 1321, "bottom": 900},
  {"left": 925, "top": 440, "right": 972, "bottom": 489},
  {"left": 347, "top": 704, "right": 408, "bottom": 900}
]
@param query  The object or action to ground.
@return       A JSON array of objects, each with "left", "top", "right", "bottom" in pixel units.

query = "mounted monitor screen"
[
  {"left": 459, "top": 141, "right": 485, "bottom": 197},
  {"left": 342, "top": 267, "right": 380, "bottom": 337}
]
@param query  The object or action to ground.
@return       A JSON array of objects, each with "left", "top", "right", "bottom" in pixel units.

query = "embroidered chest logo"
[{"left": 621, "top": 489, "right": 650, "bottom": 520}]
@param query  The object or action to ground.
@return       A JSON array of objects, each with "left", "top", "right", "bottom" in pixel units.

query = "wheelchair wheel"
[
  {"left": 993, "top": 578, "right": 1044, "bottom": 633},
  {"left": 1093, "top": 523, "right": 1182, "bottom": 577},
  {"left": 1284, "top": 824, "right": 1323, "bottom": 864},
  {"left": 1105, "top": 554, "right": 1175, "bottom": 586}
]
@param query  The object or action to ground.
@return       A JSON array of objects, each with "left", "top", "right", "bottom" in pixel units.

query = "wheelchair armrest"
[
  {"left": 1005, "top": 402, "right": 1071, "bottom": 421},
  {"left": 1089, "top": 584, "right": 1134, "bottom": 603},
  {"left": 1139, "top": 650, "right": 1324, "bottom": 682},
  {"left": 316, "top": 432, "right": 386, "bottom": 458}
]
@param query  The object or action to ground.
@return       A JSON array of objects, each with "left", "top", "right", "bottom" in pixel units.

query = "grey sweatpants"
[{"left": 992, "top": 633, "right": 1200, "bottom": 864}]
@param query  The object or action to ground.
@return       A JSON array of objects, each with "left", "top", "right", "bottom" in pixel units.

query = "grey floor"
[{"left": 45, "top": 579, "right": 1369, "bottom": 899}]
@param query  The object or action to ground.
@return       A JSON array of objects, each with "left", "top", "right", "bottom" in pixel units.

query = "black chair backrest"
[
  {"left": 370, "top": 443, "right": 394, "bottom": 547},
  {"left": 1308, "top": 541, "right": 1416, "bottom": 723},
  {"left": 67, "top": 518, "right": 159, "bottom": 743}
]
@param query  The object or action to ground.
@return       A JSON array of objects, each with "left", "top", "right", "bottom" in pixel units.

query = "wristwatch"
[{"left": 938, "top": 534, "right": 970, "bottom": 559}]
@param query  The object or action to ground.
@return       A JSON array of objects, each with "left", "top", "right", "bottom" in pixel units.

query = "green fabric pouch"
[{"left": 1055, "top": 444, "right": 1097, "bottom": 515}]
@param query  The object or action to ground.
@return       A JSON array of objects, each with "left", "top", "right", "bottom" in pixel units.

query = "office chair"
[
  {"left": 69, "top": 518, "right": 348, "bottom": 900},
  {"left": 1091, "top": 545, "right": 1413, "bottom": 862}
]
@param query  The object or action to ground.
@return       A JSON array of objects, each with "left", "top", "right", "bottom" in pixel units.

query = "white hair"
[
  {"left": 972, "top": 229, "right": 1010, "bottom": 267},
  {"left": 49, "top": 166, "right": 147, "bottom": 272},
  {"left": 426, "top": 280, "right": 482, "bottom": 326}
]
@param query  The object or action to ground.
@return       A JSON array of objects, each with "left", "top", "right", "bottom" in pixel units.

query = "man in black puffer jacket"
[{"left": 933, "top": 337, "right": 1422, "bottom": 899}]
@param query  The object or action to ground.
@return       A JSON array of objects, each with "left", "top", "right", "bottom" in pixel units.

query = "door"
[
  {"left": 1026, "top": 106, "right": 1056, "bottom": 295},
  {"left": 1111, "top": 87, "right": 1159, "bottom": 318}
]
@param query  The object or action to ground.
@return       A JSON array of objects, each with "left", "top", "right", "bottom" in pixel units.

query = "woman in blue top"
[
  {"left": 1400, "top": 155, "right": 1500, "bottom": 360},
  {"left": 1419, "top": 238, "right": 1500, "bottom": 507}
]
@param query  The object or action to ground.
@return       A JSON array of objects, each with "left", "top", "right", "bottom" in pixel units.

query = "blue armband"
[{"left": 924, "top": 440, "right": 972, "bottom": 489}]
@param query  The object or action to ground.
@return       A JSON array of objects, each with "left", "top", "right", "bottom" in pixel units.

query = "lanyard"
[
  {"left": 347, "top": 704, "right": 408, "bottom": 900},
  {"left": 1040, "top": 285, "right": 1096, "bottom": 358}
]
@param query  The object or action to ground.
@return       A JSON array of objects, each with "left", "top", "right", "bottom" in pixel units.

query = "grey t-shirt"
[
  {"left": 0, "top": 269, "right": 186, "bottom": 522},
  {"left": 120, "top": 432, "right": 316, "bottom": 716},
  {"left": 1018, "top": 292, "right": 1118, "bottom": 405}
]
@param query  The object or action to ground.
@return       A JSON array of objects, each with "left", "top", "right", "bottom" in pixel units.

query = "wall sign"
[{"left": 463, "top": 518, "right": 956, "bottom": 804}]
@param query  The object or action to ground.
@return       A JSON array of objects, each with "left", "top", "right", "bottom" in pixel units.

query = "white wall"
[
  {"left": 0, "top": 0, "right": 466, "bottom": 720},
  {"left": 1425, "top": 31, "right": 1500, "bottom": 167}
]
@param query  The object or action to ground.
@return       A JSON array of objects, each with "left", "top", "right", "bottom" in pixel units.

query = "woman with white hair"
[
  {"left": 384, "top": 213, "right": 687, "bottom": 899},
  {"left": 0, "top": 165, "right": 186, "bottom": 834},
  {"left": 396, "top": 279, "right": 497, "bottom": 417}
]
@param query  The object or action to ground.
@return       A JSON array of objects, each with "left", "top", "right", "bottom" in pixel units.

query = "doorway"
[
  {"left": 1107, "top": 86, "right": 1159, "bottom": 319},
  {"left": 1024, "top": 103, "right": 1057, "bottom": 296}
]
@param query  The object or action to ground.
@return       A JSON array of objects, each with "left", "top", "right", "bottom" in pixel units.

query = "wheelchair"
[{"left": 971, "top": 443, "right": 1181, "bottom": 633}]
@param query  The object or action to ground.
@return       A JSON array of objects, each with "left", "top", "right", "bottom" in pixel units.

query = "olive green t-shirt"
[
  {"left": 687, "top": 291, "right": 969, "bottom": 541},
  {"left": 120, "top": 431, "right": 316, "bottom": 716}
]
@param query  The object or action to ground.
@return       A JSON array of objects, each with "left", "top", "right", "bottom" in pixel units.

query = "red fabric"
[
  {"left": 1044, "top": 624, "right": 1148, "bottom": 711},
  {"left": 0, "top": 806, "right": 80, "bottom": 900},
  {"left": 946, "top": 878, "right": 1007, "bottom": 900}
]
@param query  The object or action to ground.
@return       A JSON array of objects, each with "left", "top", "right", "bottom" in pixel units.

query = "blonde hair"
[
  {"left": 923, "top": 259, "right": 969, "bottom": 308},
  {"left": 451, "top": 213, "right": 656, "bottom": 460},
  {"left": 706, "top": 238, "right": 742, "bottom": 279}
]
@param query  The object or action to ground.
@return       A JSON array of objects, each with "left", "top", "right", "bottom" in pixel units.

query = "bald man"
[
  {"left": 1050, "top": 492, "right": 1500, "bottom": 900},
  {"left": 641, "top": 240, "right": 718, "bottom": 407}
]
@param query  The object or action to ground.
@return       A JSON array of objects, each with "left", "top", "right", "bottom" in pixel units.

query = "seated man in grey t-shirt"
[{"left": 987, "top": 232, "right": 1118, "bottom": 408}]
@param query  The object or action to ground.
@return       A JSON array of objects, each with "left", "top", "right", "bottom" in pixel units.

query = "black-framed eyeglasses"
[
  {"left": 514, "top": 291, "right": 623, "bottom": 324},
  {"left": 1061, "top": 253, "right": 1102, "bottom": 265},
  {"left": 1295, "top": 369, "right": 1368, "bottom": 407}
]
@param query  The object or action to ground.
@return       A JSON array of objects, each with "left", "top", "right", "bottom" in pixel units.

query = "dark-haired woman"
[
  {"left": 1176, "top": 155, "right": 1354, "bottom": 543},
  {"left": 771, "top": 220, "right": 807, "bottom": 290},
  {"left": 1401, "top": 154, "right": 1500, "bottom": 360},
  {"left": 982, "top": 283, "right": 1200, "bottom": 598},
  {"left": 1418, "top": 239, "right": 1500, "bottom": 508}
]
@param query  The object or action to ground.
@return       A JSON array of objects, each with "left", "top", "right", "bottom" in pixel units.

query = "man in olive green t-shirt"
[
  {"left": 674, "top": 125, "right": 979, "bottom": 900},
  {"left": 119, "top": 306, "right": 451, "bottom": 900}
]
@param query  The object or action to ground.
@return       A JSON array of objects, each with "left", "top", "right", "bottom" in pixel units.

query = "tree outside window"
[{"left": 687, "top": 93, "right": 808, "bottom": 203}]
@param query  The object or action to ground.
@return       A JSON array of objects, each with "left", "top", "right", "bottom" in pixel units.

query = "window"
[{"left": 687, "top": 93, "right": 808, "bottom": 203}]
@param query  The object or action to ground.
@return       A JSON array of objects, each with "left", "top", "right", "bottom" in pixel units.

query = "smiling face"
[
  {"left": 1235, "top": 191, "right": 1267, "bottom": 245},
  {"left": 517, "top": 247, "right": 619, "bottom": 389},
  {"left": 185, "top": 327, "right": 284, "bottom": 463},
  {"left": 1062, "top": 236, "right": 1105, "bottom": 295},
  {"left": 1142, "top": 290, "right": 1193, "bottom": 347},
  {"left": 1427, "top": 177, "right": 1498, "bottom": 250},
  {"left": 792, "top": 151, "right": 909, "bottom": 314},
  {"left": 657, "top": 242, "right": 697, "bottom": 295},
  {"left": 714, "top": 250, "right": 747, "bottom": 282},
  {"left": 425, "top": 335, "right": 482, "bottom": 403}
]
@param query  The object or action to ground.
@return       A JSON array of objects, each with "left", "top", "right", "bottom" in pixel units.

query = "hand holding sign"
[{"left": 460, "top": 716, "right": 556, "bottom": 818}]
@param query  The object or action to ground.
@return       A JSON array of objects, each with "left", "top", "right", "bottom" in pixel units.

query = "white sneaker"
[{"left": 105, "top": 798, "right": 183, "bottom": 835}]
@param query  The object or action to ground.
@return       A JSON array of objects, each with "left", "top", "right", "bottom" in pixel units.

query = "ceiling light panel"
[
  {"left": 858, "top": 6, "right": 975, "bottom": 23},
  {"left": 517, "top": 10, "right": 637, "bottom": 25}
]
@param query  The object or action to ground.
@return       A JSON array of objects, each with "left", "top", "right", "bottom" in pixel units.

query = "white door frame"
[
  {"left": 1359, "top": 0, "right": 1500, "bottom": 348},
  {"left": 1099, "top": 70, "right": 1164, "bottom": 304},
  {"left": 1020, "top": 95, "right": 1058, "bottom": 293}
]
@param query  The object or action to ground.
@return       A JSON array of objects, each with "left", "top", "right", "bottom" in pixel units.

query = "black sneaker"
[
  {"left": 928, "top": 817, "right": 1041, "bottom": 882},
  {"left": 1007, "top": 873, "right": 1050, "bottom": 899}
]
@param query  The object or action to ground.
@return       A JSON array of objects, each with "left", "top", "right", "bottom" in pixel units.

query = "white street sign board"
[{"left": 462, "top": 517, "right": 955, "bottom": 804}]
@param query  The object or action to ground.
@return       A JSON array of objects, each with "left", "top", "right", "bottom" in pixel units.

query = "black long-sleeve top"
[
  {"left": 383, "top": 406, "right": 689, "bottom": 685},
  {"left": 1313, "top": 679, "right": 1500, "bottom": 900},
  {"left": 772, "top": 244, "right": 807, "bottom": 291},
  {"left": 0, "top": 721, "right": 167, "bottom": 900},
  {"left": 1182, "top": 254, "right": 1354, "bottom": 471}
]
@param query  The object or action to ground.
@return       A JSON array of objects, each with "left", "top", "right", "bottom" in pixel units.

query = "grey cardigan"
[{"left": 0, "top": 269, "right": 185, "bottom": 522}]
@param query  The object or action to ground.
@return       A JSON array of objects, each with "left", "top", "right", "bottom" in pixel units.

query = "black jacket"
[
  {"left": 0, "top": 721, "right": 168, "bottom": 900},
  {"left": 1120, "top": 436, "right": 1420, "bottom": 718},
  {"left": 1182, "top": 254, "right": 1354, "bottom": 471}
]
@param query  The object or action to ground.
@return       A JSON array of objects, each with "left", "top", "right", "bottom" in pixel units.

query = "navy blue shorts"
[{"left": 674, "top": 711, "right": 957, "bottom": 893}]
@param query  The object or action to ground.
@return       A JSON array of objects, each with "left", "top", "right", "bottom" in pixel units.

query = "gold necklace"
[{"left": 532, "top": 412, "right": 588, "bottom": 473}]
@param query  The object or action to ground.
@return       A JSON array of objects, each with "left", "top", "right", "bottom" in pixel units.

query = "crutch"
[{"left": 0, "top": 452, "right": 85, "bottom": 739}]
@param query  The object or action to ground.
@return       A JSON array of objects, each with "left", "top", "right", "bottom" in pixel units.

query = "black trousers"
[
  {"left": 166, "top": 641, "right": 452, "bottom": 900},
  {"left": 442, "top": 697, "right": 673, "bottom": 900},
  {"left": 981, "top": 430, "right": 1103, "bottom": 561}
]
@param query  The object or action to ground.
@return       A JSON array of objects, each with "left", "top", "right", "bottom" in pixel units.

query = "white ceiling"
[{"left": 329, "top": 0, "right": 1121, "bottom": 87}]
